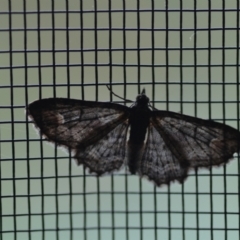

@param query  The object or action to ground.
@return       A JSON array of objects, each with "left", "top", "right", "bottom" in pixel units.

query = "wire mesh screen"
[{"left": 1, "top": 1, "right": 240, "bottom": 240}]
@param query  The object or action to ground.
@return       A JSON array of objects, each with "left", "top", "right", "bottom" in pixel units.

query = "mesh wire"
[{"left": 0, "top": 1, "right": 240, "bottom": 240}]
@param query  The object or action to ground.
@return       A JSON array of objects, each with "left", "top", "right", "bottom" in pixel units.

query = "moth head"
[{"left": 136, "top": 88, "right": 149, "bottom": 105}]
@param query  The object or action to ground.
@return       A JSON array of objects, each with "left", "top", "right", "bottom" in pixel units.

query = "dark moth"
[{"left": 27, "top": 90, "right": 240, "bottom": 186}]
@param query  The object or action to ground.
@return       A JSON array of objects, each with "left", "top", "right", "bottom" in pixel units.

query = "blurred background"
[{"left": 0, "top": 0, "right": 240, "bottom": 240}]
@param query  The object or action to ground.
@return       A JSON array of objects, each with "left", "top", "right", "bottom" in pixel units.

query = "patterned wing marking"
[
  {"left": 74, "top": 120, "right": 129, "bottom": 174},
  {"left": 138, "top": 111, "right": 240, "bottom": 186},
  {"left": 27, "top": 98, "right": 130, "bottom": 149},
  {"left": 139, "top": 124, "right": 188, "bottom": 186},
  {"left": 153, "top": 112, "right": 240, "bottom": 167}
]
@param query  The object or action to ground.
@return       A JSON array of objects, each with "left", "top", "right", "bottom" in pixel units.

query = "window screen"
[{"left": 1, "top": 1, "right": 240, "bottom": 240}]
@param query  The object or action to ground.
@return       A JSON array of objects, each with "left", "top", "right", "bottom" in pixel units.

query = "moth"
[{"left": 27, "top": 90, "right": 240, "bottom": 186}]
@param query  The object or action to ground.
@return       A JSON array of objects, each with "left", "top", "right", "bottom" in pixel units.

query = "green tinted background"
[{"left": 1, "top": 0, "right": 240, "bottom": 240}]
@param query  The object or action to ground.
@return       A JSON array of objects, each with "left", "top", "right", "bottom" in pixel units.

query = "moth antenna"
[{"left": 106, "top": 85, "right": 133, "bottom": 103}]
